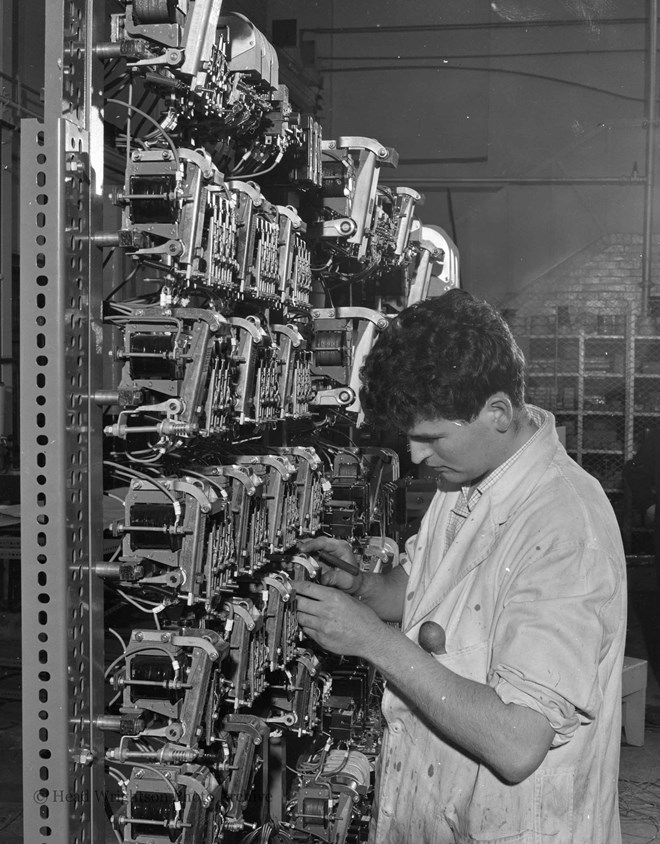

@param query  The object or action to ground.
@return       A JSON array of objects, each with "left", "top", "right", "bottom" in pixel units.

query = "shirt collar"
[{"left": 460, "top": 405, "right": 547, "bottom": 507}]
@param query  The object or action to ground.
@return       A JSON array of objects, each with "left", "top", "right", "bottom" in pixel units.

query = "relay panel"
[{"left": 19, "top": 3, "right": 459, "bottom": 843}]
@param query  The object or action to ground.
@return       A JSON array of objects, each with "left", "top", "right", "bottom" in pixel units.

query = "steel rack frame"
[{"left": 20, "top": 1, "right": 106, "bottom": 842}]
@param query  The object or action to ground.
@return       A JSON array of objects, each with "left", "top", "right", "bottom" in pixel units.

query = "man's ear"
[{"left": 484, "top": 392, "right": 514, "bottom": 433}]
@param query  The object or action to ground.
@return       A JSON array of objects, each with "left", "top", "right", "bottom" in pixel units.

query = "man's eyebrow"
[{"left": 408, "top": 421, "right": 463, "bottom": 437}]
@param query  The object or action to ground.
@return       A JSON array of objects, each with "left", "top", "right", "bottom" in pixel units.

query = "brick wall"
[{"left": 498, "top": 234, "right": 660, "bottom": 332}]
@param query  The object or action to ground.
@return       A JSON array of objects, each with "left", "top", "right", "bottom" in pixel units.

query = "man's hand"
[
  {"left": 295, "top": 580, "right": 384, "bottom": 657},
  {"left": 297, "top": 536, "right": 362, "bottom": 593}
]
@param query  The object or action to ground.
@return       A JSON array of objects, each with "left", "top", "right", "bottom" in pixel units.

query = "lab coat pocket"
[
  {"left": 438, "top": 637, "right": 490, "bottom": 684},
  {"left": 533, "top": 767, "right": 574, "bottom": 843},
  {"left": 465, "top": 766, "right": 574, "bottom": 843}
]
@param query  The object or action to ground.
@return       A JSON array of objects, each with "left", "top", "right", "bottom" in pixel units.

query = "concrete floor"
[
  {"left": 620, "top": 729, "right": 660, "bottom": 844},
  {"left": 0, "top": 564, "right": 659, "bottom": 843},
  {"left": 620, "top": 563, "right": 660, "bottom": 843}
]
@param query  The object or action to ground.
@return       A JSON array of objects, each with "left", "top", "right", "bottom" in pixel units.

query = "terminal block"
[
  {"left": 228, "top": 315, "right": 282, "bottom": 425},
  {"left": 267, "top": 650, "right": 330, "bottom": 736},
  {"left": 274, "top": 446, "right": 330, "bottom": 536},
  {"left": 272, "top": 324, "right": 314, "bottom": 420},
  {"left": 260, "top": 571, "right": 297, "bottom": 671},
  {"left": 219, "top": 714, "right": 270, "bottom": 831},
  {"left": 229, "top": 454, "right": 299, "bottom": 553},
  {"left": 222, "top": 598, "right": 269, "bottom": 710},
  {"left": 277, "top": 205, "right": 312, "bottom": 307},
  {"left": 196, "top": 464, "right": 269, "bottom": 578},
  {"left": 228, "top": 181, "right": 281, "bottom": 301}
]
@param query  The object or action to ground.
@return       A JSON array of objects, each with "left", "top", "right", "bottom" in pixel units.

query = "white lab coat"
[{"left": 370, "top": 408, "right": 626, "bottom": 843}]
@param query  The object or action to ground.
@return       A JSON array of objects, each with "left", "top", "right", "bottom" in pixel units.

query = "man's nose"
[{"left": 408, "top": 440, "right": 432, "bottom": 465}]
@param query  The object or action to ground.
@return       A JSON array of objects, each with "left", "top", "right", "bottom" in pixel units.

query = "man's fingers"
[
  {"left": 295, "top": 594, "right": 323, "bottom": 615},
  {"left": 294, "top": 580, "right": 329, "bottom": 600},
  {"left": 296, "top": 611, "right": 320, "bottom": 631}
]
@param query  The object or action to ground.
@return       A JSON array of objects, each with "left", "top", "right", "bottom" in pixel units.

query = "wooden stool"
[{"left": 621, "top": 656, "right": 647, "bottom": 746}]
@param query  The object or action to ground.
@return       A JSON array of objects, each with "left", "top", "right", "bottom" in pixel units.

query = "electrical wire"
[
  {"left": 108, "top": 627, "right": 128, "bottom": 651},
  {"left": 115, "top": 588, "right": 164, "bottom": 610},
  {"left": 107, "top": 767, "right": 128, "bottom": 789},
  {"left": 319, "top": 47, "right": 652, "bottom": 62},
  {"left": 104, "top": 263, "right": 141, "bottom": 302},
  {"left": 104, "top": 652, "right": 127, "bottom": 680},
  {"left": 104, "top": 460, "right": 179, "bottom": 507},
  {"left": 319, "top": 63, "right": 645, "bottom": 104},
  {"left": 235, "top": 152, "right": 284, "bottom": 180},
  {"left": 106, "top": 97, "right": 181, "bottom": 168}
]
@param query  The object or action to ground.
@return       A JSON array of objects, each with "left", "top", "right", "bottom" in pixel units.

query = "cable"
[
  {"left": 104, "top": 460, "right": 179, "bottom": 507},
  {"left": 318, "top": 47, "right": 652, "bottom": 62},
  {"left": 115, "top": 588, "right": 163, "bottom": 609},
  {"left": 239, "top": 152, "right": 285, "bottom": 180},
  {"left": 108, "top": 627, "right": 128, "bottom": 651},
  {"left": 106, "top": 97, "right": 181, "bottom": 168},
  {"left": 318, "top": 63, "right": 645, "bottom": 104},
  {"left": 104, "top": 263, "right": 140, "bottom": 302},
  {"left": 104, "top": 652, "right": 127, "bottom": 680},
  {"left": 305, "top": 16, "right": 651, "bottom": 35},
  {"left": 107, "top": 767, "right": 128, "bottom": 789},
  {"left": 126, "top": 760, "right": 183, "bottom": 827}
]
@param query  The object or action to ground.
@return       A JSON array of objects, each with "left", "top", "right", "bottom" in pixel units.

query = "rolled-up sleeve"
[{"left": 487, "top": 539, "right": 622, "bottom": 746}]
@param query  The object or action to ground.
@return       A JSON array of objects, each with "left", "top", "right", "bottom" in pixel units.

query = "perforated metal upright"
[{"left": 20, "top": 2, "right": 106, "bottom": 843}]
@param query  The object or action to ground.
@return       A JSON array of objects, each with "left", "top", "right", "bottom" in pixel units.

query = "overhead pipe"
[
  {"left": 641, "top": 0, "right": 658, "bottom": 315},
  {"left": 380, "top": 176, "right": 644, "bottom": 188}
]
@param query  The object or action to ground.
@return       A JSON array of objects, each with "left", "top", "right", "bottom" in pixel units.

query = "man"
[{"left": 296, "top": 290, "right": 626, "bottom": 843}]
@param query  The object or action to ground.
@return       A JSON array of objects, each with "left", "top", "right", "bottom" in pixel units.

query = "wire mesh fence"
[{"left": 508, "top": 309, "right": 660, "bottom": 555}]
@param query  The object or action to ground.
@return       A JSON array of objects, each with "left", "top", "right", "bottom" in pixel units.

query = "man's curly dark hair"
[{"left": 359, "top": 289, "right": 526, "bottom": 431}]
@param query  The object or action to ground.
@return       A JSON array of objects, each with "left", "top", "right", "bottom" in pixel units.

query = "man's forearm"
[{"left": 361, "top": 622, "right": 554, "bottom": 783}]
